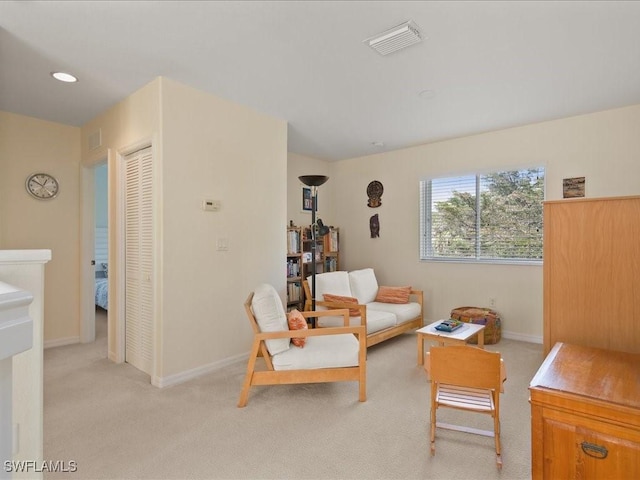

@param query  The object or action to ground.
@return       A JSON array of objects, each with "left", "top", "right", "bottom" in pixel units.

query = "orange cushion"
[
  {"left": 322, "top": 293, "right": 361, "bottom": 316},
  {"left": 375, "top": 286, "right": 412, "bottom": 304},
  {"left": 287, "top": 309, "right": 308, "bottom": 347}
]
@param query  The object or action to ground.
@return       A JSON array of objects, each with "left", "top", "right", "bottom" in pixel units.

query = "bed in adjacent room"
[
  {"left": 95, "top": 277, "right": 108, "bottom": 310},
  {"left": 94, "top": 226, "right": 109, "bottom": 310}
]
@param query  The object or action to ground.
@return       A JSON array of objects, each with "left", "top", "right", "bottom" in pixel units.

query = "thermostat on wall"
[{"left": 202, "top": 198, "right": 221, "bottom": 211}]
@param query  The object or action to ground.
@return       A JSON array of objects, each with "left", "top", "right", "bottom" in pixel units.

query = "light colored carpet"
[{"left": 44, "top": 310, "right": 544, "bottom": 479}]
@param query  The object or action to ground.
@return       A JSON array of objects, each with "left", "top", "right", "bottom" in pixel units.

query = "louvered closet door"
[{"left": 124, "top": 147, "right": 153, "bottom": 375}]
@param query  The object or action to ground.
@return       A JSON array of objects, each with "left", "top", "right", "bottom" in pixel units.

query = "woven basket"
[{"left": 450, "top": 306, "right": 502, "bottom": 345}]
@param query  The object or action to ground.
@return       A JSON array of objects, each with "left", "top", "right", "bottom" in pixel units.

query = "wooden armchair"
[
  {"left": 428, "top": 345, "right": 505, "bottom": 469},
  {"left": 238, "top": 284, "right": 367, "bottom": 407}
]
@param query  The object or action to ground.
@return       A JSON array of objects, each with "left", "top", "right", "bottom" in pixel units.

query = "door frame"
[{"left": 80, "top": 156, "right": 107, "bottom": 345}]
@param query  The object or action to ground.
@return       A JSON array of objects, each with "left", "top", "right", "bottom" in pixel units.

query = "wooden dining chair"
[{"left": 428, "top": 345, "right": 505, "bottom": 468}]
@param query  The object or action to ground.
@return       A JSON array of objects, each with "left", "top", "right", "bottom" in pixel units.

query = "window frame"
[{"left": 420, "top": 167, "right": 545, "bottom": 266}]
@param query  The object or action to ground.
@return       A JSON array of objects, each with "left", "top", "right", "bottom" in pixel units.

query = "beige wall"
[
  {"left": 80, "top": 77, "right": 287, "bottom": 381},
  {"left": 0, "top": 112, "right": 81, "bottom": 342},
  {"left": 160, "top": 78, "right": 287, "bottom": 378},
  {"left": 289, "top": 104, "right": 640, "bottom": 342}
]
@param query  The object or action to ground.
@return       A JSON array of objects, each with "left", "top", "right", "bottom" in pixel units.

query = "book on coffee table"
[{"left": 434, "top": 319, "right": 464, "bottom": 332}]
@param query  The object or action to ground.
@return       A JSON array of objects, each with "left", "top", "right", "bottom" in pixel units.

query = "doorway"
[{"left": 94, "top": 163, "right": 109, "bottom": 347}]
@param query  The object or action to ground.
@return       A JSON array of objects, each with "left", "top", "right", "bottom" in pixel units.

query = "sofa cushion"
[
  {"left": 251, "top": 284, "right": 290, "bottom": 356},
  {"left": 317, "top": 307, "right": 396, "bottom": 335},
  {"left": 322, "top": 293, "right": 361, "bottom": 316},
  {"left": 368, "top": 301, "right": 421, "bottom": 325},
  {"left": 348, "top": 268, "right": 379, "bottom": 304},
  {"left": 375, "top": 285, "right": 412, "bottom": 304},
  {"left": 308, "top": 271, "right": 352, "bottom": 301},
  {"left": 271, "top": 334, "right": 359, "bottom": 370},
  {"left": 287, "top": 309, "right": 307, "bottom": 347}
]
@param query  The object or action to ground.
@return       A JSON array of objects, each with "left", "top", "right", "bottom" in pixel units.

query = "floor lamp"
[{"left": 299, "top": 175, "right": 329, "bottom": 325}]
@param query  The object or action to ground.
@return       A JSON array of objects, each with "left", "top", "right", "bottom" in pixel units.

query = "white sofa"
[{"left": 304, "top": 268, "right": 423, "bottom": 347}]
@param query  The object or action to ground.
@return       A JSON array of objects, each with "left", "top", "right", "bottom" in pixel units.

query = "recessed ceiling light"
[
  {"left": 371, "top": 142, "right": 385, "bottom": 148},
  {"left": 51, "top": 72, "right": 78, "bottom": 83}
]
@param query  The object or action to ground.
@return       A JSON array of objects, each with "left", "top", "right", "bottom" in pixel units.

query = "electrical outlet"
[{"left": 489, "top": 298, "right": 496, "bottom": 307}]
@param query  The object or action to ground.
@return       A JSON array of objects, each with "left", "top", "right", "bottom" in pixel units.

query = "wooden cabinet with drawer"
[{"left": 529, "top": 342, "right": 640, "bottom": 480}]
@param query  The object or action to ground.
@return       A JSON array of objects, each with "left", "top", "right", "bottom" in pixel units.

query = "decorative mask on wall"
[
  {"left": 367, "top": 180, "right": 383, "bottom": 208},
  {"left": 370, "top": 214, "right": 380, "bottom": 238}
]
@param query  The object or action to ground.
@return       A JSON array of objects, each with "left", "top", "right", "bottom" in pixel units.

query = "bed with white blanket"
[{"left": 95, "top": 278, "right": 108, "bottom": 310}]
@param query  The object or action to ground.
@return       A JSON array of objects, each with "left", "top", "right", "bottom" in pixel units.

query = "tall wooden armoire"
[{"left": 543, "top": 195, "right": 640, "bottom": 355}]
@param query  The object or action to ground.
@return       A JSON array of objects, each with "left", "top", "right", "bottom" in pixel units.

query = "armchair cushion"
[
  {"left": 348, "top": 268, "right": 379, "bottom": 304},
  {"left": 287, "top": 309, "right": 307, "bottom": 347},
  {"left": 251, "top": 284, "right": 290, "bottom": 356},
  {"left": 271, "top": 334, "right": 360, "bottom": 370},
  {"left": 375, "top": 285, "right": 412, "bottom": 304}
]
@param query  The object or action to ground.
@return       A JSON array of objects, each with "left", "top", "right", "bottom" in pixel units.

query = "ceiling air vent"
[{"left": 364, "top": 20, "right": 423, "bottom": 56}]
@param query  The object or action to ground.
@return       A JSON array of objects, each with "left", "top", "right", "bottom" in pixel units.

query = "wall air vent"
[{"left": 364, "top": 20, "right": 423, "bottom": 56}]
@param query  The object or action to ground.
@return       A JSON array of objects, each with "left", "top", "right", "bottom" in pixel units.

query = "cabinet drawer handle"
[{"left": 580, "top": 442, "right": 608, "bottom": 459}]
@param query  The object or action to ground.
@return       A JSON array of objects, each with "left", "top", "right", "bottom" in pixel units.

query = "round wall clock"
[
  {"left": 367, "top": 180, "right": 383, "bottom": 208},
  {"left": 26, "top": 173, "right": 59, "bottom": 200}
]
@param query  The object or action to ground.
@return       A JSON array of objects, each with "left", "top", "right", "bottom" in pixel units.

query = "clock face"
[{"left": 26, "top": 173, "right": 59, "bottom": 199}]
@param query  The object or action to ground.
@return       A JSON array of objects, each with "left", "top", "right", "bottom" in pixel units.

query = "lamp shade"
[
  {"left": 316, "top": 219, "right": 330, "bottom": 236},
  {"left": 299, "top": 175, "right": 329, "bottom": 187}
]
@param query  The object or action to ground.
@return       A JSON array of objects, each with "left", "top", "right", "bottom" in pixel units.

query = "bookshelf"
[
  {"left": 286, "top": 227, "right": 304, "bottom": 310},
  {"left": 287, "top": 226, "right": 340, "bottom": 310}
]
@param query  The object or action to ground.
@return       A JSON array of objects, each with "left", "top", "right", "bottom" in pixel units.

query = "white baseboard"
[
  {"left": 502, "top": 330, "right": 542, "bottom": 344},
  {"left": 152, "top": 352, "right": 248, "bottom": 388},
  {"left": 44, "top": 336, "right": 80, "bottom": 349}
]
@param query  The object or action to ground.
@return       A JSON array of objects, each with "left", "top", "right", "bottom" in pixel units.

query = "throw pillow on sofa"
[
  {"left": 322, "top": 293, "right": 361, "bottom": 316},
  {"left": 375, "top": 286, "right": 412, "bottom": 304}
]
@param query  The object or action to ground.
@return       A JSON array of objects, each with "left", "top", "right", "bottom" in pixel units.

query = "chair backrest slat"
[{"left": 430, "top": 345, "right": 501, "bottom": 391}]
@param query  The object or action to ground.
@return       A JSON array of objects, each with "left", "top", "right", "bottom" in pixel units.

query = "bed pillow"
[
  {"left": 322, "top": 293, "right": 361, "bottom": 316},
  {"left": 287, "top": 309, "right": 308, "bottom": 347},
  {"left": 375, "top": 286, "right": 412, "bottom": 304}
]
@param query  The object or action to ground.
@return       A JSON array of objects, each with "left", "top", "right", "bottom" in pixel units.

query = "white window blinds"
[{"left": 421, "top": 168, "right": 545, "bottom": 262}]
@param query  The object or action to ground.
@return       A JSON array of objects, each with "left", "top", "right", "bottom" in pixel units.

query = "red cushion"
[
  {"left": 322, "top": 294, "right": 361, "bottom": 316},
  {"left": 287, "top": 309, "right": 308, "bottom": 347},
  {"left": 375, "top": 286, "right": 412, "bottom": 304}
]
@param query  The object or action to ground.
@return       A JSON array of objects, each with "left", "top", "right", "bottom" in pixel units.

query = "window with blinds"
[{"left": 420, "top": 168, "right": 545, "bottom": 263}]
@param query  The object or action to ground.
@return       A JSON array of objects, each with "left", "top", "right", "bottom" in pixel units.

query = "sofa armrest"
[{"left": 410, "top": 289, "right": 424, "bottom": 306}]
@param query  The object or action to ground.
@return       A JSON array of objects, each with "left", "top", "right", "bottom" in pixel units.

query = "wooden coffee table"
[{"left": 416, "top": 320, "right": 486, "bottom": 365}]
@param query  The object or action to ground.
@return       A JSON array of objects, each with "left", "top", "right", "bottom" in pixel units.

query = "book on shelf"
[
  {"left": 287, "top": 282, "right": 302, "bottom": 303},
  {"left": 286, "top": 259, "right": 300, "bottom": 278},
  {"left": 326, "top": 228, "right": 339, "bottom": 252},
  {"left": 287, "top": 228, "right": 301, "bottom": 254}
]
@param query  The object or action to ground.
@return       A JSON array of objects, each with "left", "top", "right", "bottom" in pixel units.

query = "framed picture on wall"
[{"left": 302, "top": 186, "right": 314, "bottom": 212}]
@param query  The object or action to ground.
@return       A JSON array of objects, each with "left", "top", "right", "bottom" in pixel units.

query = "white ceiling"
[{"left": 2, "top": 1, "right": 640, "bottom": 161}]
